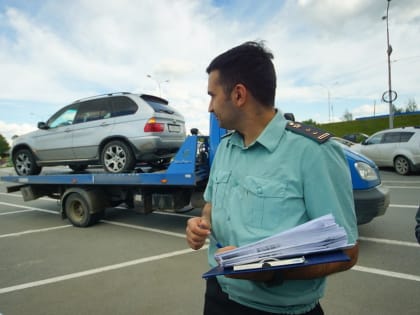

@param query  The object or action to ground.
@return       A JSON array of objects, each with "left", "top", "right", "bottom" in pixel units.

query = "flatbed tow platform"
[{"left": 1, "top": 135, "right": 209, "bottom": 227}]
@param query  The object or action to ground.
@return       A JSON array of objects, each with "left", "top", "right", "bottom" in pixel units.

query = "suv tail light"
[{"left": 144, "top": 118, "right": 164, "bottom": 132}]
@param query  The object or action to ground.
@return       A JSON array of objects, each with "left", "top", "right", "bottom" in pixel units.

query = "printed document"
[{"left": 214, "top": 214, "right": 351, "bottom": 267}]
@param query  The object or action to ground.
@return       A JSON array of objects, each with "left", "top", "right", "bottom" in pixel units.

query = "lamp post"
[
  {"left": 319, "top": 83, "right": 337, "bottom": 122},
  {"left": 147, "top": 74, "right": 169, "bottom": 97},
  {"left": 382, "top": 0, "right": 396, "bottom": 129}
]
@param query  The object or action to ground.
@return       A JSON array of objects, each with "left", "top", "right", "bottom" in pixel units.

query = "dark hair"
[{"left": 206, "top": 41, "right": 276, "bottom": 106}]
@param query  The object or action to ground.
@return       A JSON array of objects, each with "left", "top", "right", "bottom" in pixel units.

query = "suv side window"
[
  {"left": 110, "top": 96, "right": 138, "bottom": 117},
  {"left": 48, "top": 105, "right": 79, "bottom": 128},
  {"left": 382, "top": 132, "right": 401, "bottom": 143},
  {"left": 366, "top": 134, "right": 383, "bottom": 145},
  {"left": 400, "top": 132, "right": 414, "bottom": 142},
  {"left": 74, "top": 99, "right": 112, "bottom": 124}
]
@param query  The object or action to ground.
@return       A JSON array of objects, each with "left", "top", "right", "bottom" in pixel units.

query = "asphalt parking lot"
[{"left": 0, "top": 167, "right": 419, "bottom": 315}]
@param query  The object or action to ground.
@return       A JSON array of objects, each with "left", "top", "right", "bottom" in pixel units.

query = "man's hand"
[{"left": 186, "top": 217, "right": 210, "bottom": 250}]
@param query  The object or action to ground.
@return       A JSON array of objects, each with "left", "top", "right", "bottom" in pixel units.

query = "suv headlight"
[{"left": 354, "top": 162, "right": 378, "bottom": 181}]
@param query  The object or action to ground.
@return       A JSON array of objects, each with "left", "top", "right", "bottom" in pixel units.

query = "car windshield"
[
  {"left": 141, "top": 95, "right": 175, "bottom": 115},
  {"left": 48, "top": 108, "right": 78, "bottom": 128},
  {"left": 147, "top": 100, "right": 175, "bottom": 114}
]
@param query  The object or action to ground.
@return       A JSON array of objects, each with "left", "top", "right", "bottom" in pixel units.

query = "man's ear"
[{"left": 232, "top": 84, "right": 247, "bottom": 107}]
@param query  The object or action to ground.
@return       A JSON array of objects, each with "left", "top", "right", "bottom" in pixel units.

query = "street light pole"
[
  {"left": 147, "top": 74, "right": 169, "bottom": 97},
  {"left": 382, "top": 0, "right": 395, "bottom": 129},
  {"left": 327, "top": 89, "right": 331, "bottom": 122},
  {"left": 319, "top": 83, "right": 337, "bottom": 122}
]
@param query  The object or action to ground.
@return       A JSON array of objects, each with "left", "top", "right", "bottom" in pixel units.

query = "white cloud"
[
  {"left": 0, "top": 0, "right": 418, "bottom": 134},
  {"left": 0, "top": 120, "right": 36, "bottom": 145},
  {"left": 352, "top": 102, "right": 389, "bottom": 119}
]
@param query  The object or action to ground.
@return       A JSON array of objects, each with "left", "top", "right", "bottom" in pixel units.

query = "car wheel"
[
  {"left": 394, "top": 155, "right": 410, "bottom": 175},
  {"left": 69, "top": 164, "right": 88, "bottom": 172},
  {"left": 13, "top": 148, "right": 42, "bottom": 175},
  {"left": 101, "top": 140, "right": 135, "bottom": 173}
]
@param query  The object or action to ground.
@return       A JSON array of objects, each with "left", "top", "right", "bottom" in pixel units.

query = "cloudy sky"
[{"left": 0, "top": 0, "right": 419, "bottom": 143}]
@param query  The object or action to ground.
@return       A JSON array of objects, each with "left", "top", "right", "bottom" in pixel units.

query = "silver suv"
[
  {"left": 12, "top": 92, "right": 186, "bottom": 175},
  {"left": 352, "top": 126, "right": 420, "bottom": 175}
]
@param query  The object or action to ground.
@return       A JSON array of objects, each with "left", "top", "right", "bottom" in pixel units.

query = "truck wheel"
[
  {"left": 65, "top": 193, "right": 101, "bottom": 227},
  {"left": 101, "top": 140, "right": 135, "bottom": 173},
  {"left": 394, "top": 156, "right": 410, "bottom": 175},
  {"left": 13, "top": 148, "right": 42, "bottom": 175}
]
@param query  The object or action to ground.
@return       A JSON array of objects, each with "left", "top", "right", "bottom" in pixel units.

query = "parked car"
[
  {"left": 331, "top": 136, "right": 356, "bottom": 148},
  {"left": 282, "top": 116, "right": 388, "bottom": 225},
  {"left": 332, "top": 137, "right": 390, "bottom": 224},
  {"left": 351, "top": 126, "right": 420, "bottom": 175},
  {"left": 342, "top": 132, "right": 369, "bottom": 143},
  {"left": 11, "top": 92, "right": 186, "bottom": 175}
]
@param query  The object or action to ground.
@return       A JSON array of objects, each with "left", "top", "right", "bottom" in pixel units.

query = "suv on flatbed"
[{"left": 11, "top": 92, "right": 186, "bottom": 175}]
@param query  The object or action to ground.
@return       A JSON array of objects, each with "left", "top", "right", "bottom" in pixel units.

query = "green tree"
[
  {"left": 405, "top": 98, "right": 418, "bottom": 112},
  {"left": 392, "top": 104, "right": 403, "bottom": 114},
  {"left": 342, "top": 109, "right": 353, "bottom": 121},
  {"left": 0, "top": 134, "right": 10, "bottom": 156},
  {"left": 302, "top": 119, "right": 318, "bottom": 126}
]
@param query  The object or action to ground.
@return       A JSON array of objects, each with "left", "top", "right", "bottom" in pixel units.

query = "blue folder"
[{"left": 202, "top": 250, "right": 350, "bottom": 279}]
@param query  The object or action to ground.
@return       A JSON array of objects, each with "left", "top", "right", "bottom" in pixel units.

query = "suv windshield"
[{"left": 48, "top": 106, "right": 78, "bottom": 128}]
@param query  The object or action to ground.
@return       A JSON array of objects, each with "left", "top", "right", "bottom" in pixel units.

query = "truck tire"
[{"left": 64, "top": 192, "right": 102, "bottom": 227}]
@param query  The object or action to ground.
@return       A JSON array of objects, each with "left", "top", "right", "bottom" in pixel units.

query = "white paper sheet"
[{"left": 214, "top": 214, "right": 351, "bottom": 267}]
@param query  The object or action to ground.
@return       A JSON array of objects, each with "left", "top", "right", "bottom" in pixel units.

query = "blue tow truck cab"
[{"left": 1, "top": 114, "right": 389, "bottom": 227}]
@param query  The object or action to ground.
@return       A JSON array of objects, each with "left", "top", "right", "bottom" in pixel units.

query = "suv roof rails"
[{"left": 73, "top": 92, "right": 131, "bottom": 103}]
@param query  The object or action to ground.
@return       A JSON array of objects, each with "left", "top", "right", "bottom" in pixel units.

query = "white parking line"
[
  {"left": 0, "top": 201, "right": 58, "bottom": 214},
  {"left": 1, "top": 199, "right": 419, "bottom": 290},
  {"left": 353, "top": 265, "right": 420, "bottom": 282},
  {"left": 0, "top": 209, "right": 36, "bottom": 216},
  {"left": 0, "top": 225, "right": 72, "bottom": 238},
  {"left": 388, "top": 204, "right": 419, "bottom": 209},
  {"left": 101, "top": 220, "right": 187, "bottom": 239},
  {"left": 382, "top": 180, "right": 420, "bottom": 184},
  {"left": 0, "top": 246, "right": 206, "bottom": 295},
  {"left": 0, "top": 192, "right": 54, "bottom": 202},
  {"left": 358, "top": 236, "right": 418, "bottom": 247},
  {"left": 386, "top": 186, "right": 420, "bottom": 189}
]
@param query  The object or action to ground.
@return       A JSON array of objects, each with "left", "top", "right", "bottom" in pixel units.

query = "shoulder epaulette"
[{"left": 285, "top": 121, "right": 332, "bottom": 144}]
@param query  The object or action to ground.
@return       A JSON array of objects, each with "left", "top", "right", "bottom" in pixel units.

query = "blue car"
[{"left": 333, "top": 137, "right": 390, "bottom": 224}]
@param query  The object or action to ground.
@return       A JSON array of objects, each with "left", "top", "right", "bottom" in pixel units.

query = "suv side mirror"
[{"left": 37, "top": 122, "right": 49, "bottom": 130}]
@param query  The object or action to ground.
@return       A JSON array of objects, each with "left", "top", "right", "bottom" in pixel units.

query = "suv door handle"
[{"left": 100, "top": 122, "right": 109, "bottom": 126}]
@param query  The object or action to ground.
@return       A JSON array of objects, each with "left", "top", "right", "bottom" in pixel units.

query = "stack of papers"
[{"left": 214, "top": 214, "right": 351, "bottom": 267}]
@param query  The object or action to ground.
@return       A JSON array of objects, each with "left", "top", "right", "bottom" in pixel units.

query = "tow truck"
[{"left": 0, "top": 114, "right": 389, "bottom": 227}]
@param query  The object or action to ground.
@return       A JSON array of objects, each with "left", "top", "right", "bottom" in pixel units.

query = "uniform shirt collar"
[{"left": 227, "top": 112, "right": 287, "bottom": 152}]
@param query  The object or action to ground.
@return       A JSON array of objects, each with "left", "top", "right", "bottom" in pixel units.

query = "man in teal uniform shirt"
[{"left": 186, "top": 41, "right": 359, "bottom": 315}]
